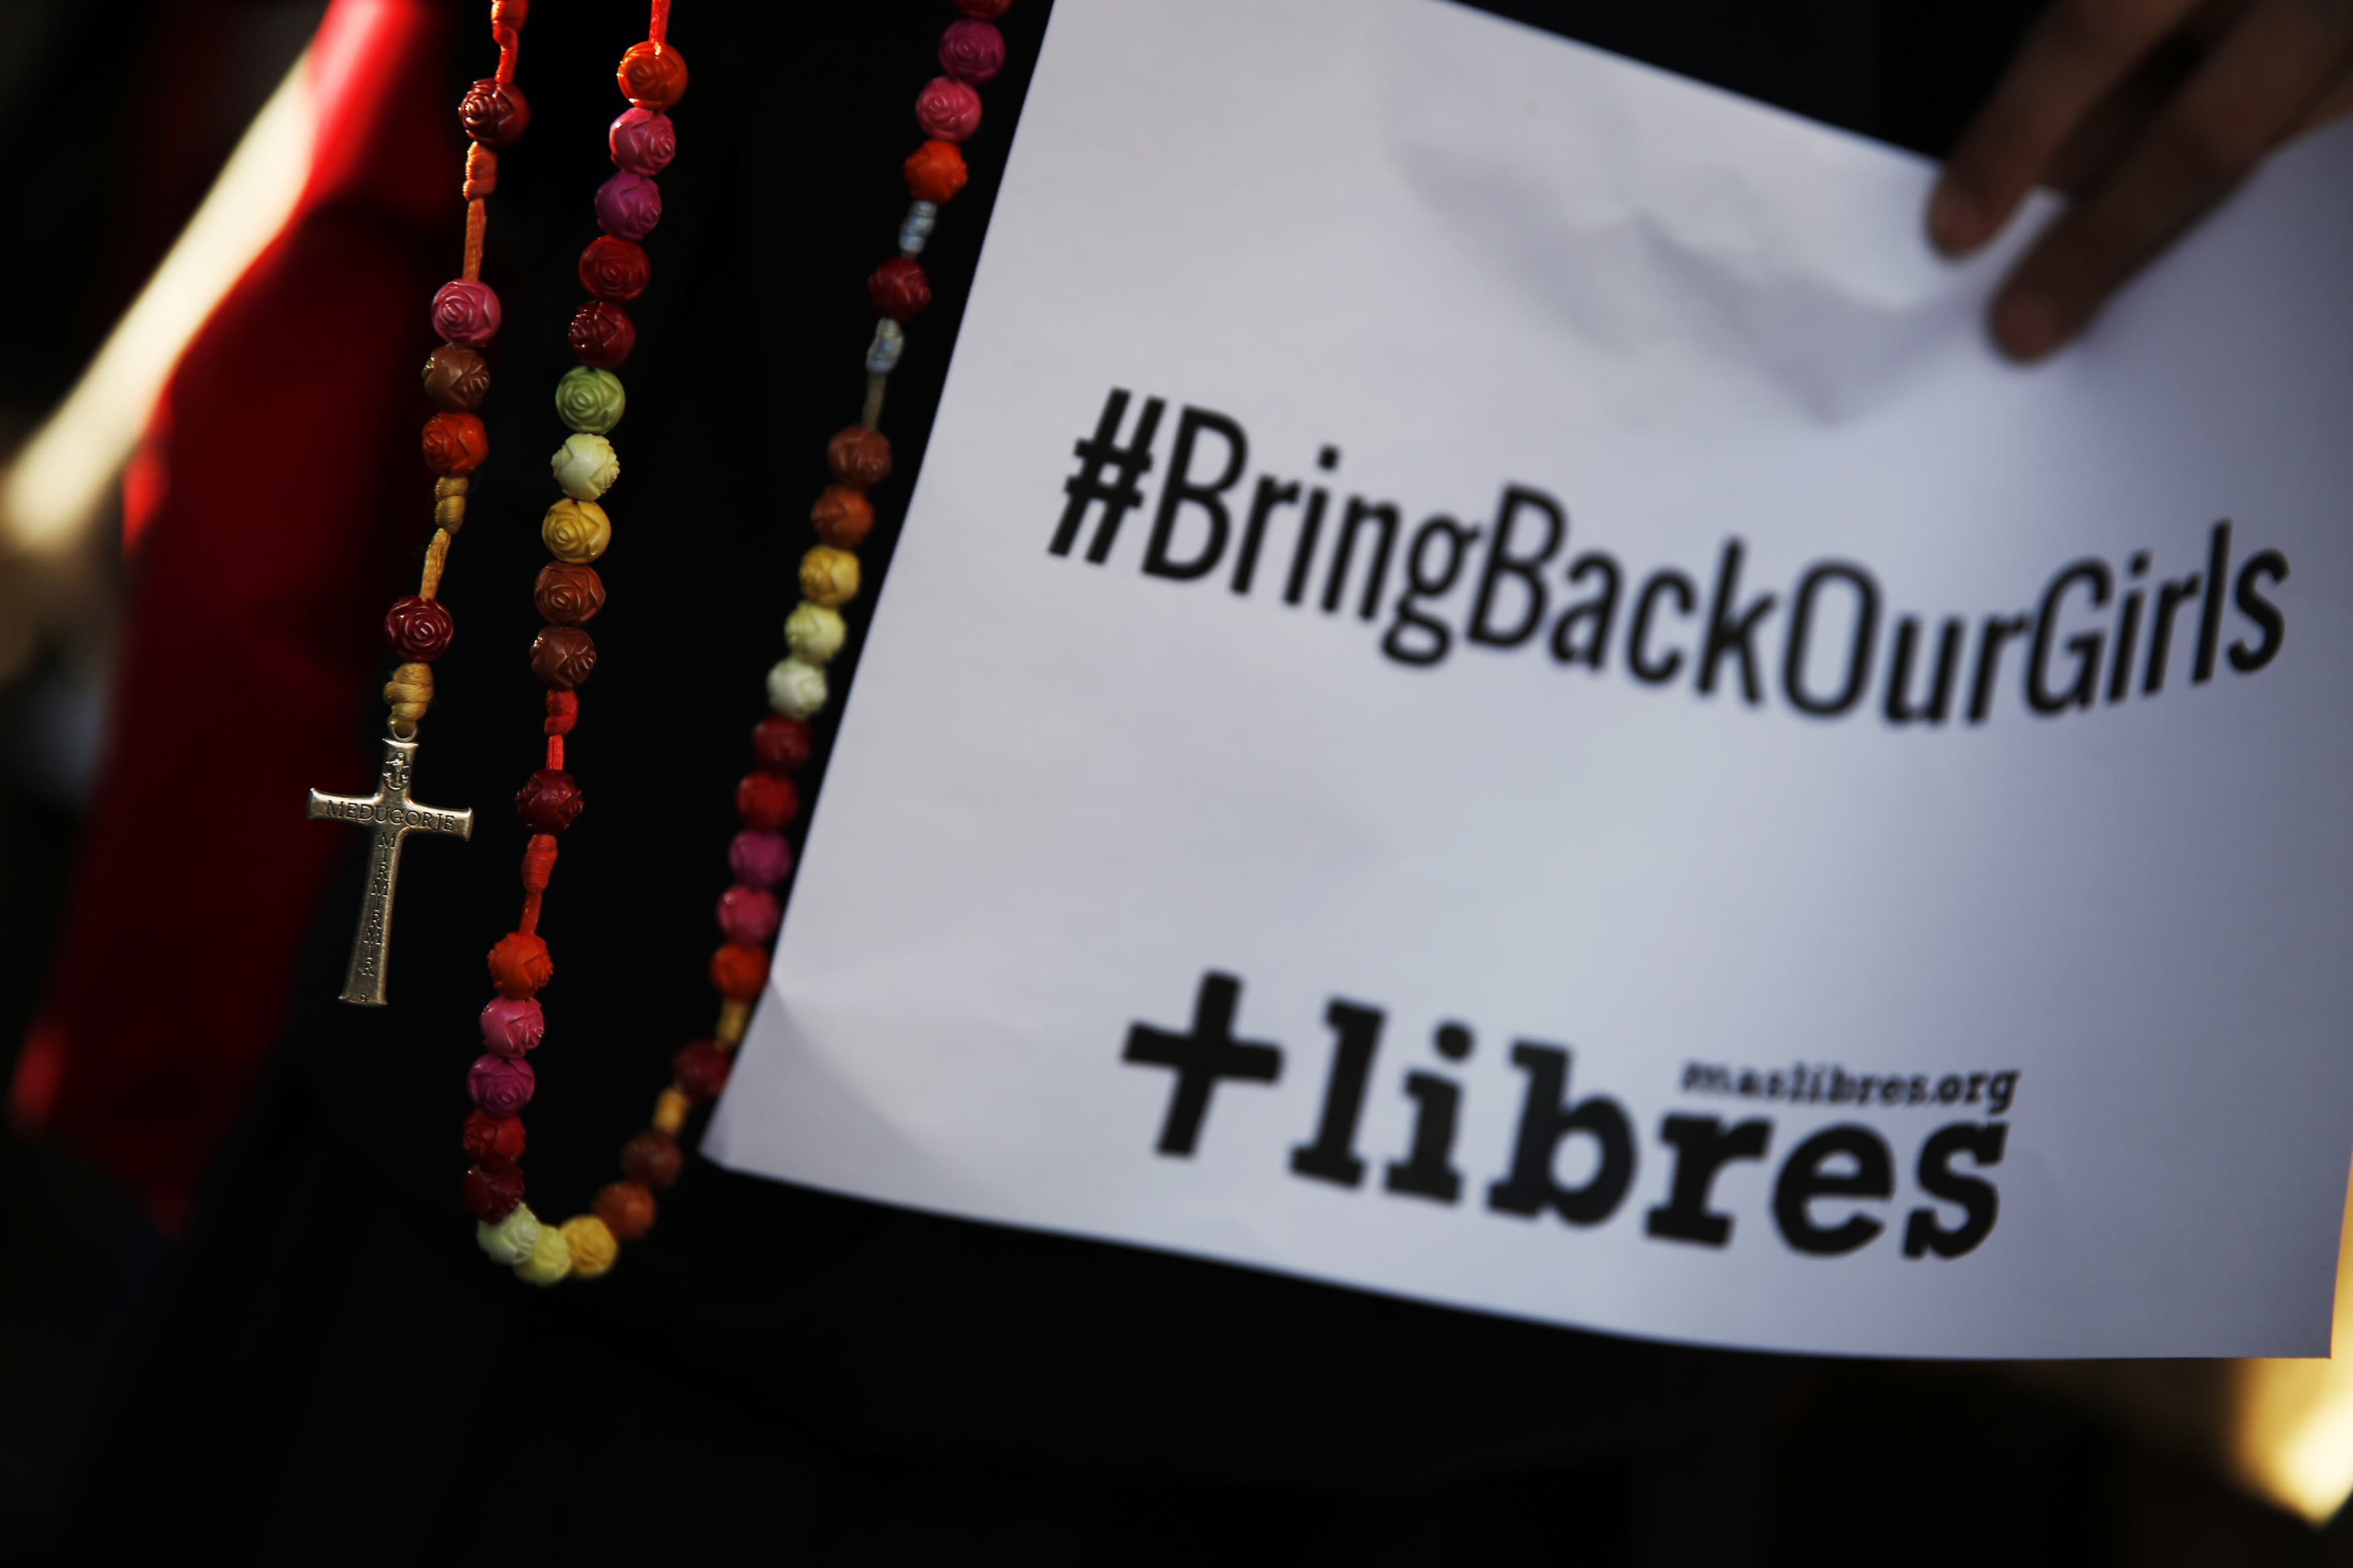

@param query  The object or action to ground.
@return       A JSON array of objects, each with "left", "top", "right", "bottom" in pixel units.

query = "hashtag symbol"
[{"left": 1049, "top": 388, "right": 1166, "bottom": 563}]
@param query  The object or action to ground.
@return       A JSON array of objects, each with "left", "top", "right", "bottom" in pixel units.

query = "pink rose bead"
[
  {"left": 915, "top": 77, "right": 983, "bottom": 142},
  {"left": 939, "top": 19, "right": 1006, "bottom": 84},
  {"left": 729, "top": 829, "right": 794, "bottom": 889},
  {"left": 431, "top": 280, "right": 502, "bottom": 347},
  {"left": 608, "top": 107, "right": 676, "bottom": 175},
  {"left": 469, "top": 1054, "right": 536, "bottom": 1118},
  {"left": 479, "top": 995, "right": 545, "bottom": 1057},
  {"left": 717, "top": 883, "right": 782, "bottom": 945},
  {"left": 595, "top": 171, "right": 663, "bottom": 241}
]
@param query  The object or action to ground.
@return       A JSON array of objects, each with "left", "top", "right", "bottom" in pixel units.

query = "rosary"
[{"left": 305, "top": 0, "right": 1016, "bottom": 1283}]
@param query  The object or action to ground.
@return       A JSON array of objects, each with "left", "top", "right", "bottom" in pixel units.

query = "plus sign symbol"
[{"left": 1123, "top": 971, "right": 1283, "bottom": 1156}]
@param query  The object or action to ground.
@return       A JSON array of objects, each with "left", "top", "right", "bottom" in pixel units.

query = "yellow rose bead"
[
  {"left": 542, "top": 498, "right": 612, "bottom": 564},
  {"left": 653, "top": 1086, "right": 690, "bottom": 1135},
  {"left": 514, "top": 1222, "right": 574, "bottom": 1286},
  {"left": 477, "top": 1202, "right": 543, "bottom": 1266},
  {"left": 766, "top": 657, "right": 828, "bottom": 721},
  {"left": 560, "top": 1214, "right": 619, "bottom": 1279},
  {"left": 799, "top": 546, "right": 861, "bottom": 609},
  {"left": 785, "top": 601, "right": 848, "bottom": 664}
]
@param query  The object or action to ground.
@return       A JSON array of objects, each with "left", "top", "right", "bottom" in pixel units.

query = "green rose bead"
[{"left": 554, "top": 367, "right": 625, "bottom": 435}]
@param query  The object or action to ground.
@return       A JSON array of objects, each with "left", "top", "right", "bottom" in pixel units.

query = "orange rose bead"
[
  {"left": 593, "top": 1180, "right": 657, "bottom": 1241},
  {"left": 904, "top": 140, "right": 969, "bottom": 204},
  {"left": 422, "top": 412, "right": 489, "bottom": 476},
  {"left": 811, "top": 487, "right": 874, "bottom": 550},
  {"left": 617, "top": 41, "right": 687, "bottom": 110},
  {"left": 710, "top": 943, "right": 769, "bottom": 1001},
  {"left": 488, "top": 932, "right": 554, "bottom": 999}
]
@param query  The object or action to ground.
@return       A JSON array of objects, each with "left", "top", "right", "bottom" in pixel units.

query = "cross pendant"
[{"left": 307, "top": 729, "right": 473, "bottom": 1006}]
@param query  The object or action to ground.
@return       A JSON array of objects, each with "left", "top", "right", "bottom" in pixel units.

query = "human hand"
[{"left": 1929, "top": 0, "right": 2353, "bottom": 360}]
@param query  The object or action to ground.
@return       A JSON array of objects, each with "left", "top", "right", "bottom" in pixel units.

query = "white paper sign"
[{"left": 708, "top": 0, "right": 2353, "bottom": 1358}]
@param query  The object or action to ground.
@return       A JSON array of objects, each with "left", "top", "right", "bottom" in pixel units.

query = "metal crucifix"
[{"left": 307, "top": 729, "right": 473, "bottom": 1006}]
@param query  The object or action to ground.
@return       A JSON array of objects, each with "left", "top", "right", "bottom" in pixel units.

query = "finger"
[
  {"left": 1931, "top": 0, "right": 2204, "bottom": 255},
  {"left": 1991, "top": 0, "right": 2353, "bottom": 359}
]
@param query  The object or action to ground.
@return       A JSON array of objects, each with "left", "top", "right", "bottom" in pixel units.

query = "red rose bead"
[
  {"left": 710, "top": 944, "right": 769, "bottom": 1001},
  {"left": 905, "top": 140, "right": 969, "bottom": 205},
  {"left": 458, "top": 77, "right": 531, "bottom": 147},
  {"left": 617, "top": 40, "right": 688, "bottom": 110},
  {"left": 489, "top": 931, "right": 553, "bottom": 998},
  {"left": 385, "top": 595, "right": 454, "bottom": 661},
  {"left": 735, "top": 771, "right": 800, "bottom": 831},
  {"left": 752, "top": 715, "right": 813, "bottom": 773},
  {"left": 533, "top": 563, "right": 606, "bottom": 626},
  {"left": 956, "top": 0, "right": 1014, "bottom": 17},
  {"left": 578, "top": 235, "right": 651, "bottom": 302},
  {"left": 422, "top": 411, "right": 489, "bottom": 475},
  {"left": 516, "top": 769, "right": 584, "bottom": 834},
  {"left": 940, "top": 19, "right": 1006, "bottom": 84},
  {"left": 569, "top": 301, "right": 637, "bottom": 368},
  {"left": 620, "top": 1128, "right": 683, "bottom": 1190},
  {"left": 717, "top": 883, "right": 781, "bottom": 944},
  {"left": 828, "top": 426, "right": 893, "bottom": 489},
  {"left": 673, "top": 1040, "right": 732, "bottom": 1102},
  {"left": 869, "top": 257, "right": 932, "bottom": 323},
  {"left": 530, "top": 624, "right": 597, "bottom": 690},
  {"left": 916, "top": 77, "right": 984, "bottom": 144},
  {"left": 463, "top": 1110, "right": 528, "bottom": 1163},
  {"left": 423, "top": 344, "right": 490, "bottom": 411},
  {"left": 462, "top": 1159, "right": 526, "bottom": 1223},
  {"left": 594, "top": 1180, "right": 657, "bottom": 1242}
]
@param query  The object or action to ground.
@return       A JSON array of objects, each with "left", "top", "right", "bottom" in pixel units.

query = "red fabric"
[{"left": 9, "top": 0, "right": 456, "bottom": 1230}]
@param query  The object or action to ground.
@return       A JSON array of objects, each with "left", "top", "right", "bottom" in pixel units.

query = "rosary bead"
[
  {"left": 766, "top": 657, "right": 828, "bottom": 721},
  {"left": 865, "top": 319, "right": 906, "bottom": 376},
  {"left": 799, "top": 546, "right": 862, "bottom": 610},
  {"left": 594, "top": 171, "right": 663, "bottom": 242},
  {"left": 752, "top": 714, "right": 813, "bottom": 773},
  {"left": 423, "top": 344, "right": 491, "bottom": 411},
  {"left": 869, "top": 257, "right": 932, "bottom": 323},
  {"left": 463, "top": 1158, "right": 526, "bottom": 1223},
  {"left": 534, "top": 562, "right": 606, "bottom": 625},
  {"left": 828, "top": 426, "right": 893, "bottom": 489},
  {"left": 516, "top": 768, "right": 585, "bottom": 833},
  {"left": 729, "top": 828, "right": 794, "bottom": 889},
  {"left": 710, "top": 943, "right": 770, "bottom": 1002},
  {"left": 735, "top": 771, "right": 800, "bottom": 831},
  {"left": 481, "top": 994, "right": 546, "bottom": 1057},
  {"left": 578, "top": 235, "right": 650, "bottom": 302},
  {"left": 905, "top": 140, "right": 969, "bottom": 205},
  {"left": 470, "top": 1053, "right": 536, "bottom": 1117},
  {"left": 458, "top": 77, "right": 531, "bottom": 147},
  {"left": 384, "top": 595, "right": 456, "bottom": 661},
  {"left": 463, "top": 1110, "right": 528, "bottom": 1162},
  {"left": 786, "top": 602, "right": 847, "bottom": 665},
  {"left": 514, "top": 1221, "right": 573, "bottom": 1285},
  {"left": 811, "top": 486, "right": 874, "bottom": 550},
  {"left": 477, "top": 1202, "right": 541, "bottom": 1266},
  {"left": 608, "top": 106, "right": 676, "bottom": 175},
  {"left": 940, "top": 18, "right": 1007, "bottom": 84},
  {"left": 620, "top": 1128, "right": 682, "bottom": 1190},
  {"left": 652, "top": 1087, "right": 690, "bottom": 1137},
  {"left": 560, "top": 1214, "right": 619, "bottom": 1278},
  {"left": 916, "top": 77, "right": 984, "bottom": 144},
  {"left": 554, "top": 368, "right": 626, "bottom": 438},
  {"left": 541, "top": 499, "right": 612, "bottom": 564},
  {"left": 617, "top": 40, "right": 688, "bottom": 110},
  {"left": 899, "top": 200, "right": 939, "bottom": 257},
  {"left": 594, "top": 1180, "right": 657, "bottom": 1242},
  {"left": 530, "top": 625, "right": 598, "bottom": 691},
  {"left": 421, "top": 411, "right": 489, "bottom": 476},
  {"left": 551, "top": 432, "right": 621, "bottom": 501},
  {"left": 569, "top": 301, "right": 637, "bottom": 368},
  {"left": 955, "top": 0, "right": 1016, "bottom": 19},
  {"left": 489, "top": 930, "right": 554, "bottom": 998},
  {"left": 717, "top": 883, "right": 782, "bottom": 945},
  {"left": 674, "top": 1040, "right": 732, "bottom": 1102},
  {"left": 431, "top": 279, "right": 502, "bottom": 347}
]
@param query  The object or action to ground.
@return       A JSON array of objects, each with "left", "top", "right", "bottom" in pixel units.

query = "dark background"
[{"left": 1, "top": 1, "right": 2346, "bottom": 1561}]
